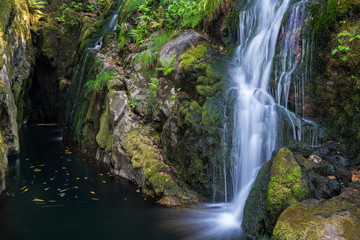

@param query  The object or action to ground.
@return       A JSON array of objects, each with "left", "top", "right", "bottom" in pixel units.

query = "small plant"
[
  {"left": 148, "top": 78, "right": 159, "bottom": 114},
  {"left": 332, "top": 27, "right": 360, "bottom": 61},
  {"left": 56, "top": 3, "right": 69, "bottom": 23},
  {"left": 71, "top": 1, "right": 83, "bottom": 11},
  {"left": 87, "top": 4, "right": 96, "bottom": 12},
  {"left": 157, "top": 54, "right": 177, "bottom": 76},
  {"left": 129, "top": 97, "right": 141, "bottom": 109},
  {"left": 84, "top": 70, "right": 115, "bottom": 96},
  {"left": 27, "top": 0, "right": 47, "bottom": 15},
  {"left": 134, "top": 50, "right": 157, "bottom": 73}
]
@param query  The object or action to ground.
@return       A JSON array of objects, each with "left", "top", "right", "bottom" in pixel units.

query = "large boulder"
[
  {"left": 242, "top": 148, "right": 309, "bottom": 238},
  {"left": 272, "top": 183, "right": 360, "bottom": 240}
]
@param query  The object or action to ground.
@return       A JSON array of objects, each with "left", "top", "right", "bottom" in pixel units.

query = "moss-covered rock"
[
  {"left": 0, "top": 132, "right": 7, "bottom": 194},
  {"left": 272, "top": 183, "right": 360, "bottom": 240},
  {"left": 242, "top": 148, "right": 309, "bottom": 238}
]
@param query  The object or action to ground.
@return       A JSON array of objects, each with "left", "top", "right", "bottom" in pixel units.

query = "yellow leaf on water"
[
  {"left": 43, "top": 182, "right": 47, "bottom": 185},
  {"left": 29, "top": 166, "right": 35, "bottom": 168},
  {"left": 50, "top": 178, "right": 54, "bottom": 181},
  {"left": 74, "top": 186, "right": 79, "bottom": 189},
  {"left": 102, "top": 181, "right": 106, "bottom": 184},
  {"left": 136, "top": 189, "right": 140, "bottom": 193},
  {"left": 76, "top": 178, "right": 80, "bottom": 180},
  {"left": 62, "top": 167, "right": 66, "bottom": 170},
  {"left": 34, "top": 168, "right": 42, "bottom": 172},
  {"left": 44, "top": 187, "right": 50, "bottom": 191},
  {"left": 75, "top": 196, "right": 78, "bottom": 199},
  {"left": 90, "top": 191, "right": 95, "bottom": 194},
  {"left": 33, "top": 198, "right": 45, "bottom": 202},
  {"left": 24, "top": 188, "right": 29, "bottom": 192},
  {"left": 91, "top": 198, "right": 99, "bottom": 201}
]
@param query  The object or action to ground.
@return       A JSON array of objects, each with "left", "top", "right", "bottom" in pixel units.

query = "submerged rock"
[{"left": 272, "top": 183, "right": 360, "bottom": 240}]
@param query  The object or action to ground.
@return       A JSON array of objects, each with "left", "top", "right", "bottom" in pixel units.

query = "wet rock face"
[
  {"left": 0, "top": 0, "right": 34, "bottom": 154},
  {"left": 242, "top": 148, "right": 309, "bottom": 238},
  {"left": 272, "top": 183, "right": 360, "bottom": 240}
]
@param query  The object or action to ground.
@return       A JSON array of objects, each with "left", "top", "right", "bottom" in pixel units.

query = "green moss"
[
  {"left": 273, "top": 197, "right": 360, "bottom": 240},
  {"left": 96, "top": 97, "right": 112, "bottom": 151},
  {"left": 0, "top": 132, "right": 6, "bottom": 192},
  {"left": 178, "top": 43, "right": 208, "bottom": 72},
  {"left": 149, "top": 173, "right": 183, "bottom": 196},
  {"left": 267, "top": 149, "right": 309, "bottom": 225}
]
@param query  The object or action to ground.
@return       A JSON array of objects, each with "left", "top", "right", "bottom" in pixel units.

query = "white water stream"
[{"left": 175, "top": 1, "right": 317, "bottom": 239}]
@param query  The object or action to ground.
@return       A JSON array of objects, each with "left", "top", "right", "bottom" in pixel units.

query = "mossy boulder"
[
  {"left": 242, "top": 148, "right": 309, "bottom": 238},
  {"left": 0, "top": 133, "right": 7, "bottom": 193},
  {"left": 123, "top": 128, "right": 196, "bottom": 205},
  {"left": 272, "top": 183, "right": 360, "bottom": 240}
]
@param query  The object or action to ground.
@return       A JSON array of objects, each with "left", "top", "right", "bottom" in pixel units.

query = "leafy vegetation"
[
  {"left": 84, "top": 70, "right": 115, "bottom": 96},
  {"left": 331, "top": 27, "right": 360, "bottom": 61},
  {"left": 27, "top": 0, "right": 47, "bottom": 15},
  {"left": 157, "top": 55, "right": 177, "bottom": 77}
]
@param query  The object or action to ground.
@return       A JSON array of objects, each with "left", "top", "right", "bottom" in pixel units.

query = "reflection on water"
[{"left": 0, "top": 126, "right": 247, "bottom": 240}]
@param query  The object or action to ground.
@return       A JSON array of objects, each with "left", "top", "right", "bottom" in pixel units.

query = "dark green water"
[{"left": 0, "top": 126, "right": 186, "bottom": 240}]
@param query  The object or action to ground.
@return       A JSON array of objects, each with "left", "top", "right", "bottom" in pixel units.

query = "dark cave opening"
[{"left": 28, "top": 56, "right": 59, "bottom": 123}]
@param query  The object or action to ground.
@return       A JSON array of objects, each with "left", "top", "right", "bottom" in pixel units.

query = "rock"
[
  {"left": 287, "top": 140, "right": 314, "bottom": 158},
  {"left": 308, "top": 154, "right": 323, "bottom": 164},
  {"left": 272, "top": 183, "right": 360, "bottom": 240},
  {"left": 157, "top": 196, "right": 182, "bottom": 207},
  {"left": 159, "top": 31, "right": 207, "bottom": 65},
  {"left": 153, "top": 78, "right": 175, "bottom": 126},
  {"left": 124, "top": 71, "right": 149, "bottom": 117},
  {"left": 242, "top": 148, "right": 309, "bottom": 238}
]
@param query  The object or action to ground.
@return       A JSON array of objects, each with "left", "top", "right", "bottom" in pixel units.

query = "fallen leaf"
[
  {"left": 102, "top": 181, "right": 106, "bottom": 183},
  {"left": 136, "top": 189, "right": 140, "bottom": 193},
  {"left": 24, "top": 188, "right": 29, "bottom": 192},
  {"left": 33, "top": 198, "right": 45, "bottom": 202},
  {"left": 90, "top": 191, "right": 95, "bottom": 194},
  {"left": 91, "top": 198, "right": 99, "bottom": 201}
]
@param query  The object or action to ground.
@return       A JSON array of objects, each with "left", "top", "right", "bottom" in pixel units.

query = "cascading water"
[
  {"left": 174, "top": 1, "right": 318, "bottom": 239},
  {"left": 229, "top": 0, "right": 292, "bottom": 221},
  {"left": 62, "top": 1, "right": 124, "bottom": 131}
]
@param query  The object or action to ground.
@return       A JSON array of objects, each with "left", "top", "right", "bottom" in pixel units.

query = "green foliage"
[
  {"left": 56, "top": 3, "right": 70, "bottom": 23},
  {"left": 84, "top": 70, "right": 115, "bottom": 96},
  {"left": 134, "top": 50, "right": 157, "bottom": 73},
  {"left": 148, "top": 77, "right": 159, "bottom": 114},
  {"left": 332, "top": 27, "right": 360, "bottom": 61},
  {"left": 71, "top": 1, "right": 83, "bottom": 11},
  {"left": 148, "top": 32, "right": 172, "bottom": 52},
  {"left": 27, "top": 0, "right": 47, "bottom": 15},
  {"left": 157, "top": 54, "right": 176, "bottom": 76},
  {"left": 87, "top": 4, "right": 97, "bottom": 12}
]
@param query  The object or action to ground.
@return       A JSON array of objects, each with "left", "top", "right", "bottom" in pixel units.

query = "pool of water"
[{"left": 0, "top": 126, "right": 247, "bottom": 240}]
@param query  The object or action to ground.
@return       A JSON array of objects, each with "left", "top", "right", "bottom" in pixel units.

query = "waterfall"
[
  {"left": 229, "top": 0, "right": 292, "bottom": 221},
  {"left": 62, "top": 1, "right": 124, "bottom": 134}
]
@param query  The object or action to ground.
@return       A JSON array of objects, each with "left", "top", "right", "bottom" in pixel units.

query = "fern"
[
  {"left": 157, "top": 54, "right": 177, "bottom": 77},
  {"left": 84, "top": 70, "right": 115, "bottom": 96},
  {"left": 27, "top": 0, "right": 47, "bottom": 14}
]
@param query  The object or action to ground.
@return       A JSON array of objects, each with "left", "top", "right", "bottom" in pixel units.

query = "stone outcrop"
[
  {"left": 272, "top": 183, "right": 360, "bottom": 240},
  {"left": 242, "top": 148, "right": 309, "bottom": 238}
]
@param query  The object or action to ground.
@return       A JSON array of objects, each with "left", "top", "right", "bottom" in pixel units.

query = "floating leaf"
[
  {"left": 34, "top": 168, "right": 42, "bottom": 172},
  {"left": 136, "top": 189, "right": 140, "bottom": 193},
  {"left": 91, "top": 198, "right": 99, "bottom": 201},
  {"left": 24, "top": 188, "right": 29, "bottom": 192},
  {"left": 33, "top": 198, "right": 45, "bottom": 202},
  {"left": 102, "top": 181, "right": 106, "bottom": 184},
  {"left": 44, "top": 187, "right": 50, "bottom": 191},
  {"left": 90, "top": 191, "right": 95, "bottom": 194}
]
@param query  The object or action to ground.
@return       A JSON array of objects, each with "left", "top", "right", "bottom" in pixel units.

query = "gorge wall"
[{"left": 0, "top": 0, "right": 359, "bottom": 237}]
